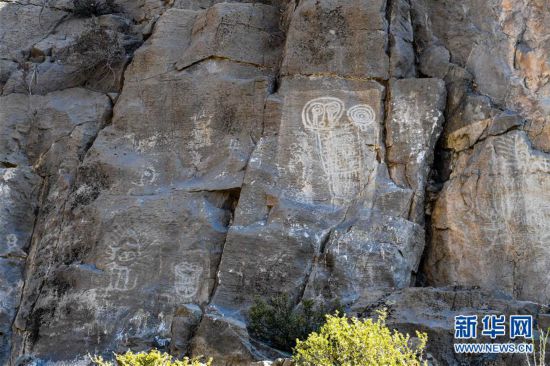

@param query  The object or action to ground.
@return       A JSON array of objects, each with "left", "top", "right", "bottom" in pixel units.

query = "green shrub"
[
  {"left": 527, "top": 328, "right": 549, "bottom": 366},
  {"left": 293, "top": 311, "right": 428, "bottom": 366},
  {"left": 90, "top": 349, "right": 212, "bottom": 366},
  {"left": 248, "top": 294, "right": 341, "bottom": 352}
]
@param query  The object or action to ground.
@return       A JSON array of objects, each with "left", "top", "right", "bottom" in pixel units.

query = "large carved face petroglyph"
[{"left": 301, "top": 97, "right": 376, "bottom": 202}]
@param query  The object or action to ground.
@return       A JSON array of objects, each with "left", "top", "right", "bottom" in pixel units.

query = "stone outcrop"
[
  {"left": 361, "top": 287, "right": 550, "bottom": 366},
  {"left": 0, "top": 0, "right": 549, "bottom": 365}
]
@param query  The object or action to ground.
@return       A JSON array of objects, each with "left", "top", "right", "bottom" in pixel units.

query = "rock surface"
[{"left": 0, "top": 0, "right": 549, "bottom": 365}]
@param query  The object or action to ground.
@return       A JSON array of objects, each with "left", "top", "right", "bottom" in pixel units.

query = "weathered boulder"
[
  {"left": 175, "top": 3, "right": 283, "bottom": 70},
  {"left": 359, "top": 287, "right": 549, "bottom": 366},
  {"left": 425, "top": 130, "right": 550, "bottom": 304},
  {"left": 386, "top": 78, "right": 446, "bottom": 223},
  {"left": 415, "top": 0, "right": 550, "bottom": 152},
  {"left": 0, "top": 2, "right": 68, "bottom": 62},
  {"left": 0, "top": 167, "right": 40, "bottom": 365},
  {"left": 281, "top": 0, "right": 389, "bottom": 79},
  {"left": 0, "top": 88, "right": 110, "bottom": 365},
  {"left": 7, "top": 3, "right": 283, "bottom": 363}
]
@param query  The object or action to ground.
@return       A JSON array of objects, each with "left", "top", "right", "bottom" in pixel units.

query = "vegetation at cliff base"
[
  {"left": 248, "top": 294, "right": 342, "bottom": 352},
  {"left": 527, "top": 327, "right": 549, "bottom": 366},
  {"left": 90, "top": 349, "right": 212, "bottom": 366},
  {"left": 293, "top": 311, "right": 428, "bottom": 366},
  {"left": 90, "top": 310, "right": 429, "bottom": 366}
]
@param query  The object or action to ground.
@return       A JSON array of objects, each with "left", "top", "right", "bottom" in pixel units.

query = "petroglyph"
[
  {"left": 104, "top": 225, "right": 149, "bottom": 291},
  {"left": 301, "top": 97, "right": 376, "bottom": 201},
  {"left": 174, "top": 261, "right": 203, "bottom": 301},
  {"left": 134, "top": 166, "right": 157, "bottom": 187},
  {"left": 347, "top": 104, "right": 376, "bottom": 132},
  {"left": 5, "top": 234, "right": 17, "bottom": 250},
  {"left": 493, "top": 132, "right": 550, "bottom": 175}
]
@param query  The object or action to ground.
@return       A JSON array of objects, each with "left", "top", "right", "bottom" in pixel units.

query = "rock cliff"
[{"left": 0, "top": 0, "right": 549, "bottom": 365}]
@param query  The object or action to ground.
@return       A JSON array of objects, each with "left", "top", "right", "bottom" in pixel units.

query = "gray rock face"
[
  {"left": 426, "top": 130, "right": 550, "bottom": 303},
  {"left": 0, "top": 0, "right": 549, "bottom": 365},
  {"left": 0, "top": 88, "right": 110, "bottom": 365},
  {"left": 362, "top": 287, "right": 549, "bottom": 366},
  {"left": 0, "top": 167, "right": 40, "bottom": 365},
  {"left": 281, "top": 0, "right": 389, "bottom": 79}
]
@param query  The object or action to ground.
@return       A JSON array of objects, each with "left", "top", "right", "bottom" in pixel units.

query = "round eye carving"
[
  {"left": 325, "top": 102, "right": 340, "bottom": 119},
  {"left": 311, "top": 105, "right": 324, "bottom": 116},
  {"left": 302, "top": 97, "right": 344, "bottom": 130},
  {"left": 347, "top": 104, "right": 375, "bottom": 132}
]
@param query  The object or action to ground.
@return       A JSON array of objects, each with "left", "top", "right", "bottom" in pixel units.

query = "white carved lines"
[
  {"left": 104, "top": 225, "right": 145, "bottom": 291},
  {"left": 174, "top": 261, "right": 203, "bottom": 301},
  {"left": 301, "top": 97, "right": 376, "bottom": 201},
  {"left": 493, "top": 132, "right": 550, "bottom": 174},
  {"left": 347, "top": 104, "right": 376, "bottom": 132},
  {"left": 6, "top": 234, "right": 18, "bottom": 251}
]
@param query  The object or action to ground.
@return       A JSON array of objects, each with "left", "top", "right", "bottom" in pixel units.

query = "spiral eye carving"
[{"left": 347, "top": 104, "right": 376, "bottom": 132}]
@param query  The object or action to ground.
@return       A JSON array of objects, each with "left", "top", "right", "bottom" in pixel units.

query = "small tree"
[
  {"left": 293, "top": 311, "right": 428, "bottom": 366},
  {"left": 90, "top": 349, "right": 212, "bottom": 366}
]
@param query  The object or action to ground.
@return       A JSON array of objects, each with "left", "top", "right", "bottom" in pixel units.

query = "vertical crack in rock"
[
  {"left": 1, "top": 171, "right": 41, "bottom": 365},
  {"left": 207, "top": 188, "right": 241, "bottom": 304},
  {"left": 2, "top": 0, "right": 550, "bottom": 365},
  {"left": 10, "top": 93, "right": 114, "bottom": 363},
  {"left": 2, "top": 2, "right": 144, "bottom": 360}
]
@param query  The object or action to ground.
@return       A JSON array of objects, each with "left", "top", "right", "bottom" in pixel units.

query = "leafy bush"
[
  {"left": 293, "top": 311, "right": 428, "bottom": 366},
  {"left": 248, "top": 294, "right": 341, "bottom": 352},
  {"left": 90, "top": 349, "right": 212, "bottom": 366},
  {"left": 72, "top": 0, "right": 118, "bottom": 17}
]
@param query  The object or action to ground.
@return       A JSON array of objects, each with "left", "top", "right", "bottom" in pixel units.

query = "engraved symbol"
[
  {"left": 133, "top": 166, "right": 157, "bottom": 187},
  {"left": 347, "top": 104, "right": 376, "bottom": 132},
  {"left": 302, "top": 97, "right": 344, "bottom": 131},
  {"left": 6, "top": 234, "right": 17, "bottom": 250},
  {"left": 104, "top": 226, "right": 144, "bottom": 291},
  {"left": 174, "top": 262, "right": 202, "bottom": 301},
  {"left": 302, "top": 97, "right": 376, "bottom": 202}
]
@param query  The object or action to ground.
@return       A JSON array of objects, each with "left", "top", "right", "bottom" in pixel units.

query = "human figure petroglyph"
[
  {"left": 107, "top": 235, "right": 140, "bottom": 290},
  {"left": 104, "top": 225, "right": 149, "bottom": 291},
  {"left": 301, "top": 97, "right": 376, "bottom": 201}
]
